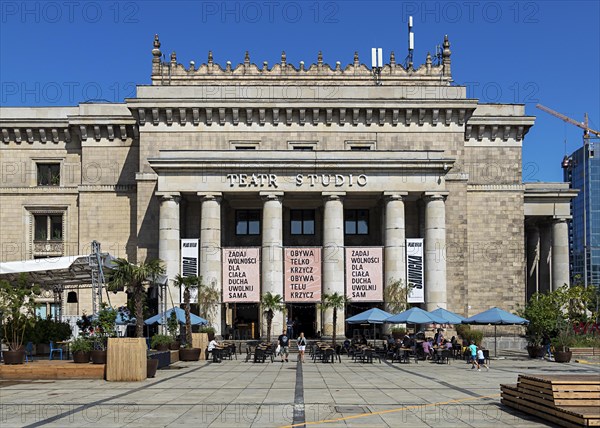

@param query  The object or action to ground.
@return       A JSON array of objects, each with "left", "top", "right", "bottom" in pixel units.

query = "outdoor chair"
[
  {"left": 312, "top": 346, "right": 323, "bottom": 362},
  {"left": 334, "top": 345, "right": 342, "bottom": 363},
  {"left": 49, "top": 341, "right": 63, "bottom": 360},
  {"left": 25, "top": 341, "right": 34, "bottom": 362},
  {"left": 254, "top": 348, "right": 267, "bottom": 363},
  {"left": 437, "top": 349, "right": 451, "bottom": 364},
  {"left": 322, "top": 348, "right": 335, "bottom": 363},
  {"left": 244, "top": 346, "right": 254, "bottom": 362},
  {"left": 483, "top": 349, "right": 491, "bottom": 365}
]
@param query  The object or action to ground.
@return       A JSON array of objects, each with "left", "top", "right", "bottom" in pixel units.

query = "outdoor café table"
[{"left": 56, "top": 341, "right": 71, "bottom": 360}]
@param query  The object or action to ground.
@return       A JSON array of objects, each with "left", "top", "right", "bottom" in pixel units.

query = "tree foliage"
[
  {"left": 174, "top": 274, "right": 200, "bottom": 347},
  {"left": 321, "top": 292, "right": 347, "bottom": 346},
  {"left": 0, "top": 274, "right": 40, "bottom": 350},
  {"left": 261, "top": 292, "right": 285, "bottom": 343}
]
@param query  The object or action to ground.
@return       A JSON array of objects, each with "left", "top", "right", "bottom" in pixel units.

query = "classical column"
[
  {"left": 261, "top": 192, "right": 284, "bottom": 337},
  {"left": 539, "top": 223, "right": 552, "bottom": 293},
  {"left": 526, "top": 225, "right": 540, "bottom": 300},
  {"left": 322, "top": 192, "right": 345, "bottom": 336},
  {"left": 552, "top": 218, "right": 570, "bottom": 291},
  {"left": 158, "top": 193, "right": 180, "bottom": 308},
  {"left": 384, "top": 193, "right": 407, "bottom": 311},
  {"left": 424, "top": 193, "right": 447, "bottom": 311},
  {"left": 199, "top": 193, "right": 222, "bottom": 334}
]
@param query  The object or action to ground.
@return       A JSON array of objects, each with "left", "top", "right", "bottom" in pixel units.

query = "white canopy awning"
[{"left": 0, "top": 254, "right": 113, "bottom": 289}]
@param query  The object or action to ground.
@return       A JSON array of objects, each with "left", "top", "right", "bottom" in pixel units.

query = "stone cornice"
[
  {"left": 0, "top": 186, "right": 80, "bottom": 195},
  {"left": 467, "top": 184, "right": 525, "bottom": 192},
  {"left": 77, "top": 185, "right": 136, "bottom": 192},
  {"left": 130, "top": 105, "right": 475, "bottom": 128}
]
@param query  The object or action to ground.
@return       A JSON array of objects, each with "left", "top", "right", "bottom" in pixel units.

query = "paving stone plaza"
[{"left": 2, "top": 354, "right": 599, "bottom": 427}]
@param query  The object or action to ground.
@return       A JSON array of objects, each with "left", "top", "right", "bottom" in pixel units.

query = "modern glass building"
[{"left": 564, "top": 141, "right": 600, "bottom": 288}]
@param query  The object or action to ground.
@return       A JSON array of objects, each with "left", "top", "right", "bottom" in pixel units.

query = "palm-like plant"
[
  {"left": 321, "top": 292, "right": 347, "bottom": 346},
  {"left": 174, "top": 274, "right": 200, "bottom": 347},
  {"left": 261, "top": 292, "right": 285, "bottom": 342},
  {"left": 106, "top": 258, "right": 165, "bottom": 338}
]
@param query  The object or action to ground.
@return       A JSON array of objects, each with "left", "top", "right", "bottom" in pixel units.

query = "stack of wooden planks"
[{"left": 501, "top": 374, "right": 600, "bottom": 427}]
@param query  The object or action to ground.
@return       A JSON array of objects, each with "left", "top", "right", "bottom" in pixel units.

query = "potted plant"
[
  {"left": 199, "top": 326, "right": 216, "bottom": 341},
  {"left": 517, "top": 291, "right": 557, "bottom": 358},
  {"left": 0, "top": 275, "right": 40, "bottom": 364},
  {"left": 321, "top": 292, "right": 348, "bottom": 346},
  {"left": 175, "top": 274, "right": 201, "bottom": 361},
  {"left": 106, "top": 258, "right": 165, "bottom": 338},
  {"left": 30, "top": 317, "right": 72, "bottom": 354},
  {"left": 90, "top": 303, "right": 117, "bottom": 364},
  {"left": 553, "top": 319, "right": 574, "bottom": 363},
  {"left": 150, "top": 334, "right": 172, "bottom": 351},
  {"left": 261, "top": 292, "right": 284, "bottom": 343},
  {"left": 71, "top": 336, "right": 92, "bottom": 363},
  {"left": 167, "top": 311, "right": 180, "bottom": 350}
]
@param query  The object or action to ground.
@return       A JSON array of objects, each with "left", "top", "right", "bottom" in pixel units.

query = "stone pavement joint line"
[
  {"left": 19, "top": 362, "right": 212, "bottom": 428},
  {"left": 280, "top": 393, "right": 502, "bottom": 428},
  {"left": 292, "top": 359, "right": 305, "bottom": 426}
]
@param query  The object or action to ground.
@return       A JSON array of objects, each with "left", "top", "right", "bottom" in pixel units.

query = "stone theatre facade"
[{"left": 0, "top": 35, "right": 575, "bottom": 337}]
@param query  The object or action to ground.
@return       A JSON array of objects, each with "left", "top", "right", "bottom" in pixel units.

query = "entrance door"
[{"left": 286, "top": 303, "right": 316, "bottom": 338}]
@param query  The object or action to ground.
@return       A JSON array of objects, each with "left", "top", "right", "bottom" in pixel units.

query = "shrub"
[
  {"left": 391, "top": 327, "right": 406, "bottom": 337},
  {"left": 71, "top": 337, "right": 92, "bottom": 353},
  {"left": 199, "top": 326, "right": 215, "bottom": 334},
  {"left": 455, "top": 324, "right": 483, "bottom": 346},
  {"left": 150, "top": 334, "right": 172, "bottom": 349}
]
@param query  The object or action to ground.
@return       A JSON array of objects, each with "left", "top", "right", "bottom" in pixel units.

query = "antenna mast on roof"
[{"left": 405, "top": 16, "right": 414, "bottom": 69}]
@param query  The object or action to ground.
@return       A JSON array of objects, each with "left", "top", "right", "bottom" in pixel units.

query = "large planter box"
[
  {"left": 192, "top": 333, "right": 209, "bottom": 360},
  {"left": 106, "top": 338, "right": 147, "bottom": 382},
  {"left": 570, "top": 347, "right": 600, "bottom": 357}
]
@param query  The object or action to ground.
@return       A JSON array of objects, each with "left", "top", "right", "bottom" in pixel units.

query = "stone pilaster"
[
  {"left": 552, "top": 218, "right": 570, "bottom": 291},
  {"left": 261, "top": 192, "right": 284, "bottom": 338},
  {"left": 539, "top": 222, "right": 552, "bottom": 293},
  {"left": 424, "top": 193, "right": 447, "bottom": 311},
  {"left": 384, "top": 193, "right": 407, "bottom": 314},
  {"left": 322, "top": 192, "right": 345, "bottom": 336},
  {"left": 199, "top": 193, "right": 222, "bottom": 334},
  {"left": 158, "top": 193, "right": 180, "bottom": 307}
]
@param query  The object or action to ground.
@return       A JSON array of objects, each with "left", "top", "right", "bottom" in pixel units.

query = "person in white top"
[
  {"left": 297, "top": 332, "right": 307, "bottom": 363},
  {"left": 476, "top": 348, "right": 489, "bottom": 372}
]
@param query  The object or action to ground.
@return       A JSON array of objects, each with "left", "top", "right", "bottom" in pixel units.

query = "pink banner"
[
  {"left": 284, "top": 248, "right": 321, "bottom": 302},
  {"left": 222, "top": 248, "right": 260, "bottom": 302},
  {"left": 346, "top": 247, "right": 383, "bottom": 302}
]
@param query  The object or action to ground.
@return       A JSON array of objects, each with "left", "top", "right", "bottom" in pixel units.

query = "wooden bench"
[
  {"left": 570, "top": 347, "right": 600, "bottom": 357},
  {"left": 501, "top": 374, "right": 600, "bottom": 427}
]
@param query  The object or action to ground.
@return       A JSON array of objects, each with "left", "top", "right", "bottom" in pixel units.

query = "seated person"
[
  {"left": 359, "top": 335, "right": 368, "bottom": 345},
  {"left": 402, "top": 334, "right": 411, "bottom": 348},
  {"left": 343, "top": 339, "right": 351, "bottom": 354},
  {"left": 207, "top": 338, "right": 222, "bottom": 362},
  {"left": 444, "top": 339, "right": 453, "bottom": 350},
  {"left": 422, "top": 339, "right": 433, "bottom": 359},
  {"left": 387, "top": 335, "right": 396, "bottom": 347}
]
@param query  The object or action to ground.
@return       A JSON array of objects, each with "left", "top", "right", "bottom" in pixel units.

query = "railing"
[{"left": 33, "top": 240, "right": 64, "bottom": 255}]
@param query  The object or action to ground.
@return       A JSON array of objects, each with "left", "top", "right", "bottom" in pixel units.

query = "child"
[
  {"left": 476, "top": 347, "right": 489, "bottom": 372},
  {"left": 469, "top": 341, "right": 479, "bottom": 370}
]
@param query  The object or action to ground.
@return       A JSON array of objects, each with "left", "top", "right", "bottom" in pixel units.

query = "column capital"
[
  {"left": 198, "top": 192, "right": 222, "bottom": 203},
  {"left": 423, "top": 191, "right": 448, "bottom": 202},
  {"left": 260, "top": 191, "right": 284, "bottom": 202},
  {"left": 156, "top": 192, "right": 181, "bottom": 203},
  {"left": 383, "top": 191, "right": 408, "bottom": 202},
  {"left": 322, "top": 191, "right": 346, "bottom": 202}
]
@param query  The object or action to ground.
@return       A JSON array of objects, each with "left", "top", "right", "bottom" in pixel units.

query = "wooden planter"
[
  {"left": 106, "top": 338, "right": 147, "bottom": 382},
  {"left": 169, "top": 341, "right": 180, "bottom": 350},
  {"left": 73, "top": 351, "right": 91, "bottom": 364},
  {"left": 155, "top": 344, "right": 169, "bottom": 352},
  {"left": 2, "top": 350, "right": 25, "bottom": 365},
  {"left": 192, "top": 333, "right": 209, "bottom": 360}
]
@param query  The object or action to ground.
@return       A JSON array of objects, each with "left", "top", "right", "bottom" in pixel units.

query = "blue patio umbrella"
[
  {"left": 346, "top": 308, "right": 393, "bottom": 345},
  {"left": 346, "top": 308, "right": 393, "bottom": 324},
  {"left": 144, "top": 307, "right": 208, "bottom": 326},
  {"left": 462, "top": 307, "right": 529, "bottom": 357},
  {"left": 430, "top": 308, "right": 466, "bottom": 325},
  {"left": 385, "top": 307, "right": 449, "bottom": 325}
]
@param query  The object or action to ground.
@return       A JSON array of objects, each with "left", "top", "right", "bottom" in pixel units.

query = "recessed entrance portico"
[{"left": 152, "top": 150, "right": 453, "bottom": 336}]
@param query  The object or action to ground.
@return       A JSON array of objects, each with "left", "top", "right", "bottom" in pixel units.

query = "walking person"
[
  {"left": 278, "top": 330, "right": 290, "bottom": 362},
  {"left": 469, "top": 341, "right": 479, "bottom": 370},
  {"left": 297, "top": 332, "right": 307, "bottom": 363},
  {"left": 477, "top": 347, "right": 489, "bottom": 371}
]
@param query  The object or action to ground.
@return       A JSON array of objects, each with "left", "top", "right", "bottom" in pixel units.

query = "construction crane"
[
  {"left": 536, "top": 104, "right": 600, "bottom": 138},
  {"left": 536, "top": 103, "right": 599, "bottom": 290}
]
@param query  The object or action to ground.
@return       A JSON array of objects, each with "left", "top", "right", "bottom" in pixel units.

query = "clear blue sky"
[{"left": 1, "top": 1, "right": 598, "bottom": 182}]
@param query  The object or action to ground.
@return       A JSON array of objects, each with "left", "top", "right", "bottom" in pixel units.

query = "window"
[
  {"left": 345, "top": 209, "right": 369, "bottom": 235},
  {"left": 236, "top": 210, "right": 260, "bottom": 235},
  {"left": 235, "top": 146, "right": 256, "bottom": 150},
  {"left": 37, "top": 163, "right": 60, "bottom": 186},
  {"left": 350, "top": 146, "right": 372, "bottom": 151},
  {"left": 291, "top": 209, "right": 315, "bottom": 235},
  {"left": 34, "top": 214, "right": 63, "bottom": 241},
  {"left": 293, "top": 146, "right": 314, "bottom": 151}
]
